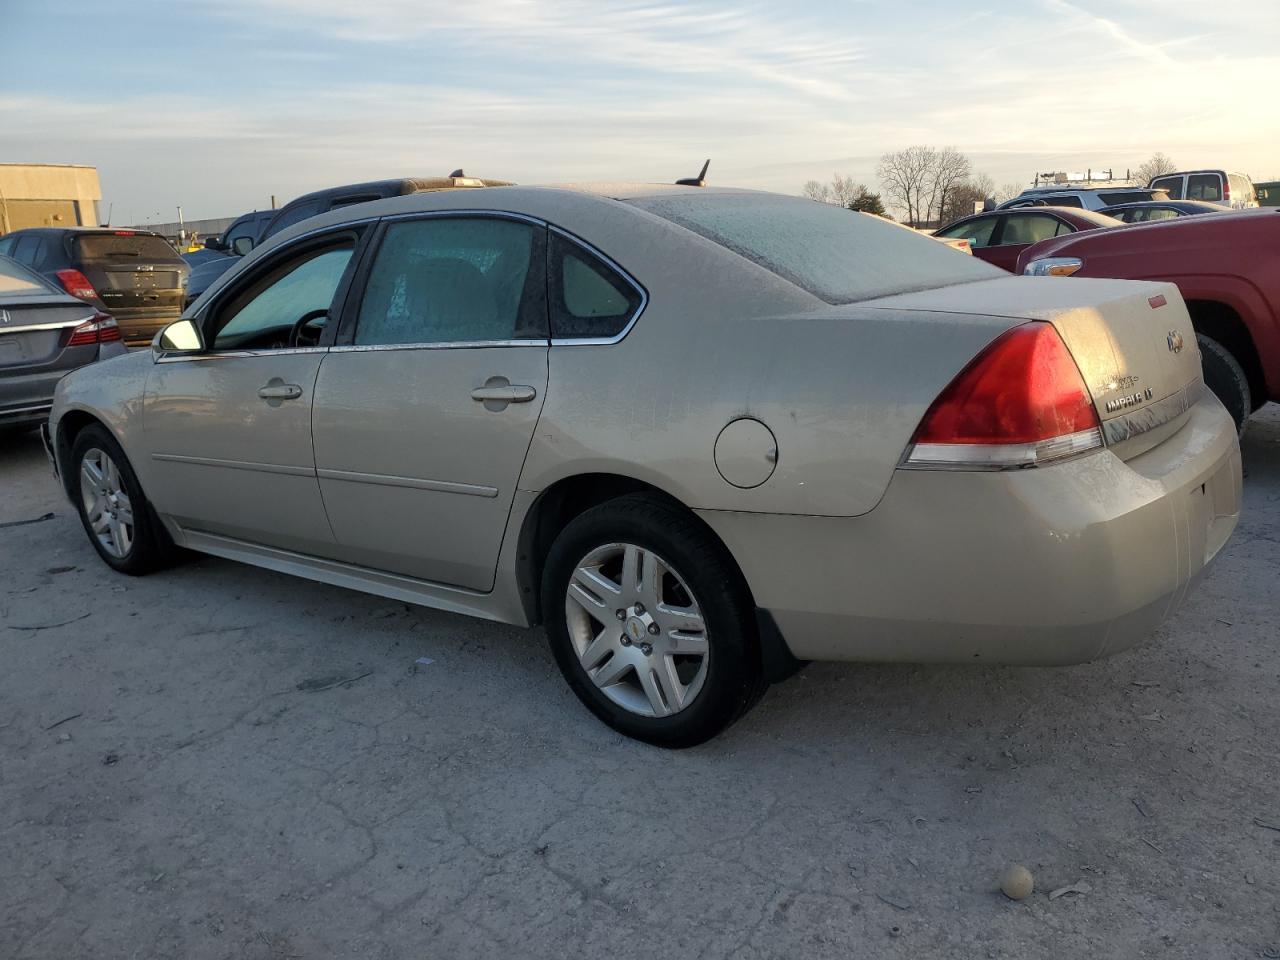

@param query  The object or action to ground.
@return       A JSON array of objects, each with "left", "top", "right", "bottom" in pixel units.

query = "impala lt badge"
[
  {"left": 1167, "top": 330, "right": 1185, "bottom": 354},
  {"left": 1105, "top": 388, "right": 1154, "bottom": 413}
]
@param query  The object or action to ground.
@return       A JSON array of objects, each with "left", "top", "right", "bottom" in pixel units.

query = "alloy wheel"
[
  {"left": 79, "top": 447, "right": 134, "bottom": 558},
  {"left": 564, "top": 542, "right": 709, "bottom": 718}
]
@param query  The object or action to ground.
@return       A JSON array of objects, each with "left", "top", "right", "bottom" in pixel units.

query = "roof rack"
[{"left": 1029, "top": 168, "right": 1138, "bottom": 189}]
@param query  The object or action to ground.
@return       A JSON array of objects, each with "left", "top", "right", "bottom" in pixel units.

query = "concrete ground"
[{"left": 2, "top": 410, "right": 1278, "bottom": 960}]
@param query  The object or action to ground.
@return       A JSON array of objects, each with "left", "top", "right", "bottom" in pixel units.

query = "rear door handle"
[
  {"left": 258, "top": 383, "right": 303, "bottom": 401},
  {"left": 471, "top": 377, "right": 537, "bottom": 410}
]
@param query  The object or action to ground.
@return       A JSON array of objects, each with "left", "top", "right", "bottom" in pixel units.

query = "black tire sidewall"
[
  {"left": 542, "top": 495, "right": 763, "bottom": 747},
  {"left": 69, "top": 425, "right": 164, "bottom": 575},
  {"left": 1197, "top": 334, "right": 1251, "bottom": 433}
]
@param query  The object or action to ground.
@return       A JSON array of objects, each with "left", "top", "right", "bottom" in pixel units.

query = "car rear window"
[
  {"left": 628, "top": 193, "right": 1002, "bottom": 304},
  {"left": 0, "top": 255, "right": 55, "bottom": 297},
  {"left": 1100, "top": 191, "right": 1163, "bottom": 205},
  {"left": 74, "top": 233, "right": 180, "bottom": 261}
]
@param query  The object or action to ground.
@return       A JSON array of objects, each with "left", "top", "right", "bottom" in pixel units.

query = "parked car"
[
  {"left": 0, "top": 254, "right": 125, "bottom": 431},
  {"left": 1018, "top": 208, "right": 1280, "bottom": 429},
  {"left": 1096, "top": 199, "right": 1225, "bottom": 223},
  {"left": 183, "top": 174, "right": 512, "bottom": 307},
  {"left": 0, "top": 228, "right": 189, "bottom": 344},
  {"left": 1147, "top": 170, "right": 1258, "bottom": 209},
  {"left": 934, "top": 207, "right": 1120, "bottom": 271},
  {"left": 998, "top": 185, "right": 1169, "bottom": 211},
  {"left": 46, "top": 185, "right": 1240, "bottom": 746},
  {"left": 1256, "top": 181, "right": 1279, "bottom": 207}
]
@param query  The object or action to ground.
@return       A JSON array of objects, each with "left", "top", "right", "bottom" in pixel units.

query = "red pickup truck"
[{"left": 1017, "top": 208, "right": 1279, "bottom": 429}]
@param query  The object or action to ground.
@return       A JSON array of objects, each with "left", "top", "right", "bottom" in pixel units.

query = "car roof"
[
  {"left": 282, "top": 175, "right": 516, "bottom": 207},
  {"left": 2, "top": 226, "right": 166, "bottom": 237},
  {"left": 1099, "top": 200, "right": 1223, "bottom": 211}
]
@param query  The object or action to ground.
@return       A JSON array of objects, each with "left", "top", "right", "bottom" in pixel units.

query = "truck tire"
[{"left": 1197, "top": 334, "right": 1251, "bottom": 434}]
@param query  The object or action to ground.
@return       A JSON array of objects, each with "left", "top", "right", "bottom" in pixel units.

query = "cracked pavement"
[{"left": 2, "top": 409, "right": 1278, "bottom": 959}]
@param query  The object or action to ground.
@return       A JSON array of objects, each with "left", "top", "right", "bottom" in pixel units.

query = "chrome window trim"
[
  {"left": 547, "top": 225, "right": 648, "bottom": 346},
  {"left": 154, "top": 346, "right": 327, "bottom": 363},
  {"left": 329, "top": 340, "right": 545, "bottom": 353},
  {"left": 0, "top": 314, "right": 98, "bottom": 335}
]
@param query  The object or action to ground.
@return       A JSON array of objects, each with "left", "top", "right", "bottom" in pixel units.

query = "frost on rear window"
[{"left": 629, "top": 193, "right": 1002, "bottom": 304}]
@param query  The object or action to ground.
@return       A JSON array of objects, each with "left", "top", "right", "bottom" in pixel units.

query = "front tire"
[
  {"left": 542, "top": 494, "right": 767, "bottom": 747},
  {"left": 1197, "top": 334, "right": 1251, "bottom": 434},
  {"left": 70, "top": 424, "right": 176, "bottom": 575}
]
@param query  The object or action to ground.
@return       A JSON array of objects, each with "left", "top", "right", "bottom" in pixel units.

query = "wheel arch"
[
  {"left": 53, "top": 408, "right": 115, "bottom": 501},
  {"left": 1185, "top": 299, "right": 1268, "bottom": 410},
  {"left": 513, "top": 471, "right": 803, "bottom": 681}
]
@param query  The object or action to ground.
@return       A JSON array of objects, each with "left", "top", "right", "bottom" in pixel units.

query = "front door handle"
[
  {"left": 471, "top": 376, "right": 537, "bottom": 410},
  {"left": 258, "top": 382, "right": 303, "bottom": 401}
]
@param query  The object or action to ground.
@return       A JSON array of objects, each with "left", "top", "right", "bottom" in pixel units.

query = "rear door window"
[
  {"left": 549, "top": 232, "right": 643, "bottom": 339},
  {"left": 1186, "top": 174, "right": 1222, "bottom": 202},
  {"left": 1150, "top": 176, "right": 1183, "bottom": 199},
  {"left": 999, "top": 214, "right": 1064, "bottom": 246},
  {"left": 73, "top": 233, "right": 179, "bottom": 262},
  {"left": 263, "top": 200, "right": 325, "bottom": 239},
  {"left": 936, "top": 215, "right": 999, "bottom": 248},
  {"left": 354, "top": 216, "right": 546, "bottom": 346},
  {"left": 1043, "top": 195, "right": 1083, "bottom": 208},
  {"left": 12, "top": 235, "right": 41, "bottom": 265}
]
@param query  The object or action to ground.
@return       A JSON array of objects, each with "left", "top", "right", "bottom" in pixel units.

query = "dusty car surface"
[{"left": 46, "top": 185, "right": 1242, "bottom": 745}]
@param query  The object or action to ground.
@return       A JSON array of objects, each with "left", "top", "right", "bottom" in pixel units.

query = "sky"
[{"left": 2, "top": 0, "right": 1278, "bottom": 222}]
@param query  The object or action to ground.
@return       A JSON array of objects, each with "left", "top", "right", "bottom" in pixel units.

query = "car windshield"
[
  {"left": 629, "top": 193, "right": 1002, "bottom": 303},
  {"left": 0, "top": 254, "right": 56, "bottom": 297},
  {"left": 73, "top": 233, "right": 180, "bottom": 261}
]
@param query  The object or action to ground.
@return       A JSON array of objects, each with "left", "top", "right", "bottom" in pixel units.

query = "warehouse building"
[{"left": 0, "top": 163, "right": 103, "bottom": 235}]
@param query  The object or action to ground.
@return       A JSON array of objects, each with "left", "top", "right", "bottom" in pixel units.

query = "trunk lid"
[
  {"left": 0, "top": 300, "right": 100, "bottom": 370},
  {"left": 71, "top": 232, "right": 188, "bottom": 339},
  {"left": 864, "top": 276, "right": 1204, "bottom": 453}
]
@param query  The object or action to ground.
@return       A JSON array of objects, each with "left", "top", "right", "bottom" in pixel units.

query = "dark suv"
[
  {"left": 0, "top": 228, "right": 189, "bottom": 344},
  {"left": 184, "top": 173, "right": 512, "bottom": 305}
]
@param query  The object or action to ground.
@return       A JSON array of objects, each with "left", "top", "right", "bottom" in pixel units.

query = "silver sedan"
[{"left": 46, "top": 184, "right": 1242, "bottom": 745}]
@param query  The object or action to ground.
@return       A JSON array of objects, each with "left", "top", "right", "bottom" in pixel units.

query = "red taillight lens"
[
  {"left": 905, "top": 322, "right": 1103, "bottom": 469},
  {"left": 66, "top": 311, "right": 119, "bottom": 346},
  {"left": 55, "top": 268, "right": 98, "bottom": 301},
  {"left": 1222, "top": 179, "right": 1231, "bottom": 202}
]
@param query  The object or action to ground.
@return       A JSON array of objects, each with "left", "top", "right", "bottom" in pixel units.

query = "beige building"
[{"left": 0, "top": 163, "right": 102, "bottom": 235}]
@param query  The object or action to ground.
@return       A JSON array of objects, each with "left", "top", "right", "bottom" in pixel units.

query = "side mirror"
[
  {"left": 204, "top": 236, "right": 227, "bottom": 251},
  {"left": 231, "top": 236, "right": 254, "bottom": 256},
  {"left": 154, "top": 318, "right": 204, "bottom": 356}
]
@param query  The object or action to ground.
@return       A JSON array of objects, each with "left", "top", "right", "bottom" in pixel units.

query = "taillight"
[
  {"left": 66, "top": 311, "right": 120, "bottom": 346},
  {"left": 55, "top": 268, "right": 98, "bottom": 301},
  {"left": 1222, "top": 179, "right": 1231, "bottom": 203},
  {"left": 904, "top": 322, "right": 1103, "bottom": 469}
]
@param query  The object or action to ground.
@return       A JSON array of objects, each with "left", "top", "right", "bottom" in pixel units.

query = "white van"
[{"left": 1148, "top": 170, "right": 1258, "bottom": 209}]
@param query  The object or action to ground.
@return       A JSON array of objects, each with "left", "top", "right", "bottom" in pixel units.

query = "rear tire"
[
  {"left": 542, "top": 494, "right": 767, "bottom": 747},
  {"left": 1197, "top": 334, "right": 1251, "bottom": 434},
  {"left": 70, "top": 424, "right": 177, "bottom": 575}
]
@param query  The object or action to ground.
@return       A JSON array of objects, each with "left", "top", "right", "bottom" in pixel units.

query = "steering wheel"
[{"left": 289, "top": 309, "right": 328, "bottom": 348}]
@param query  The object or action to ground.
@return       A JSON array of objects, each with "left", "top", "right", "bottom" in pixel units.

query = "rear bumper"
[{"left": 698, "top": 394, "right": 1241, "bottom": 666}]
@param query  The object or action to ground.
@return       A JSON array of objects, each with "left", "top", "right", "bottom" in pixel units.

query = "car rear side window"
[
  {"left": 74, "top": 233, "right": 178, "bottom": 262},
  {"left": 1186, "top": 175, "right": 1222, "bottom": 202},
  {"left": 263, "top": 200, "right": 325, "bottom": 239},
  {"left": 631, "top": 193, "right": 1001, "bottom": 304},
  {"left": 1150, "top": 176, "right": 1183, "bottom": 199},
  {"left": 1001, "top": 214, "right": 1064, "bottom": 245},
  {"left": 12, "top": 235, "right": 41, "bottom": 265},
  {"left": 354, "top": 216, "right": 545, "bottom": 346},
  {"left": 549, "top": 232, "right": 643, "bottom": 339}
]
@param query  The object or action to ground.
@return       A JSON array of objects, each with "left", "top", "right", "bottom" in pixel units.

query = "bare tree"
[
  {"left": 877, "top": 146, "right": 936, "bottom": 226},
  {"left": 877, "top": 146, "right": 975, "bottom": 226},
  {"left": 802, "top": 180, "right": 831, "bottom": 203},
  {"left": 938, "top": 172, "right": 997, "bottom": 225},
  {"left": 998, "top": 182, "right": 1023, "bottom": 203},
  {"left": 1134, "top": 152, "right": 1177, "bottom": 185},
  {"left": 803, "top": 173, "right": 867, "bottom": 208}
]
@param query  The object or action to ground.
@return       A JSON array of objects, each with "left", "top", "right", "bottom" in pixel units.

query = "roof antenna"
[{"left": 676, "top": 159, "right": 710, "bottom": 187}]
